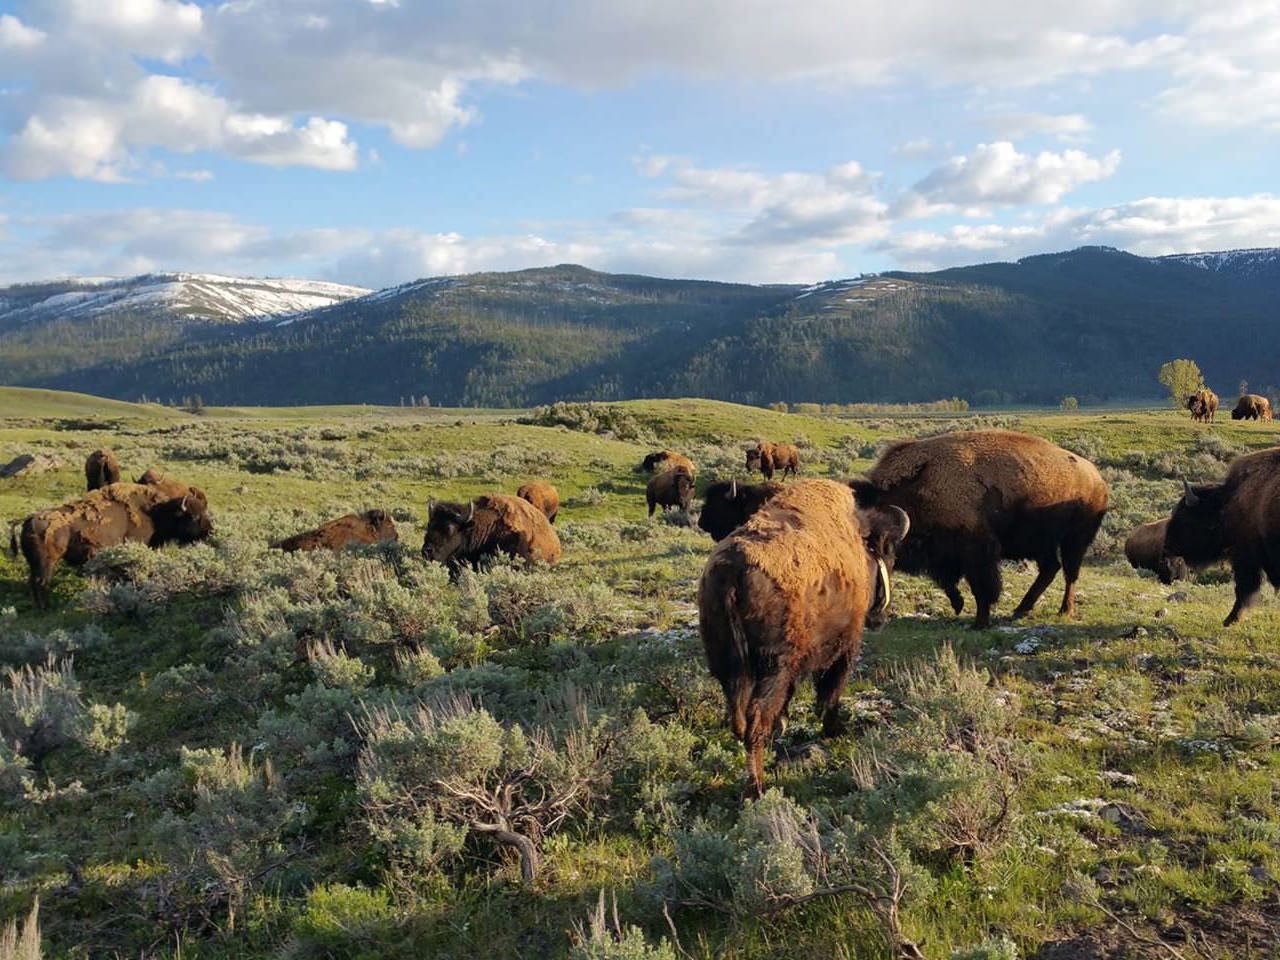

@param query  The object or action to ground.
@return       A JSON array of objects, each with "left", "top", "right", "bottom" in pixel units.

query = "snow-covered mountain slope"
[
  {"left": 1158, "top": 248, "right": 1280, "bottom": 277},
  {"left": 0, "top": 273, "right": 370, "bottom": 326}
]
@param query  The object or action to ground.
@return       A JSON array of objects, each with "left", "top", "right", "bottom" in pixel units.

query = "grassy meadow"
[{"left": 1, "top": 387, "right": 1279, "bottom": 959}]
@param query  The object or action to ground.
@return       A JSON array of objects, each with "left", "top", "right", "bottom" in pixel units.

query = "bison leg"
[
  {"left": 943, "top": 582, "right": 965, "bottom": 614},
  {"left": 1224, "top": 562, "right": 1263, "bottom": 627},
  {"left": 964, "top": 547, "right": 1002, "bottom": 629},
  {"left": 1057, "top": 514, "right": 1103, "bottom": 617},
  {"left": 1012, "top": 551, "right": 1061, "bottom": 619},
  {"left": 743, "top": 673, "right": 791, "bottom": 797},
  {"left": 814, "top": 651, "right": 856, "bottom": 738},
  {"left": 647, "top": 495, "right": 656, "bottom": 517}
]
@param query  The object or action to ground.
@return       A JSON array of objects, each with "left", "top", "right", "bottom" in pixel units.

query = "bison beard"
[{"left": 698, "top": 480, "right": 909, "bottom": 796}]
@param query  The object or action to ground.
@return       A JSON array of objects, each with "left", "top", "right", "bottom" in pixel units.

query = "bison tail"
[
  {"left": 723, "top": 585, "right": 753, "bottom": 741},
  {"left": 7, "top": 518, "right": 22, "bottom": 559}
]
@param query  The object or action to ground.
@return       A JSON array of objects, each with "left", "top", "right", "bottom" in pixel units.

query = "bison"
[
  {"left": 646, "top": 467, "right": 694, "bottom": 517},
  {"left": 696, "top": 478, "right": 782, "bottom": 541},
  {"left": 135, "top": 468, "right": 209, "bottom": 509},
  {"left": 698, "top": 479, "right": 910, "bottom": 796},
  {"left": 640, "top": 450, "right": 696, "bottom": 477},
  {"left": 11, "top": 482, "right": 213, "bottom": 609},
  {"left": 273, "top": 509, "right": 398, "bottom": 552},
  {"left": 745, "top": 441, "right": 800, "bottom": 481},
  {"left": 850, "top": 430, "right": 1108, "bottom": 629},
  {"left": 422, "top": 494, "right": 560, "bottom": 577},
  {"left": 1186, "top": 389, "right": 1219, "bottom": 423},
  {"left": 1231, "top": 394, "right": 1273, "bottom": 422},
  {"left": 1124, "top": 518, "right": 1188, "bottom": 584},
  {"left": 516, "top": 481, "right": 559, "bottom": 524},
  {"left": 84, "top": 449, "right": 121, "bottom": 491},
  {"left": 1164, "top": 448, "right": 1280, "bottom": 626}
]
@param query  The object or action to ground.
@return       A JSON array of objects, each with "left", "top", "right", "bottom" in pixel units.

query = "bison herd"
[
  {"left": 8, "top": 428, "right": 1280, "bottom": 795},
  {"left": 1185, "top": 388, "right": 1274, "bottom": 423}
]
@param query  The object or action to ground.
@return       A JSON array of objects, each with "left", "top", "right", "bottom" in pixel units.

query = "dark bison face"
[
  {"left": 1164, "top": 480, "right": 1228, "bottom": 570},
  {"left": 151, "top": 496, "right": 213, "bottom": 545},
  {"left": 698, "top": 480, "right": 747, "bottom": 540},
  {"left": 674, "top": 472, "right": 695, "bottom": 512},
  {"left": 859, "top": 505, "right": 911, "bottom": 630},
  {"left": 422, "top": 501, "right": 474, "bottom": 565},
  {"left": 745, "top": 448, "right": 763, "bottom": 471},
  {"left": 1155, "top": 555, "right": 1190, "bottom": 585}
]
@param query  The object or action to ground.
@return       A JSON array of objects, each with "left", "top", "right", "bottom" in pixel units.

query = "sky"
[{"left": 0, "top": 0, "right": 1278, "bottom": 288}]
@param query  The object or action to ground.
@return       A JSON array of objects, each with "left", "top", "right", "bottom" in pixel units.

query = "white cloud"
[
  {"left": 892, "top": 137, "right": 936, "bottom": 158},
  {"left": 57, "top": 0, "right": 202, "bottom": 62},
  {"left": 988, "top": 112, "right": 1093, "bottom": 141},
  {"left": 0, "top": 14, "right": 45, "bottom": 49}
]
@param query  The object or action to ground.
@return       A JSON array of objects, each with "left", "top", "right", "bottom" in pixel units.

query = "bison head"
[
  {"left": 698, "top": 479, "right": 746, "bottom": 540},
  {"left": 1164, "top": 479, "right": 1228, "bottom": 571},
  {"left": 673, "top": 469, "right": 695, "bottom": 512},
  {"left": 364, "top": 509, "right": 399, "bottom": 542},
  {"left": 744, "top": 443, "right": 770, "bottom": 472},
  {"left": 422, "top": 499, "right": 475, "bottom": 567},
  {"left": 150, "top": 495, "right": 213, "bottom": 546},
  {"left": 858, "top": 505, "right": 911, "bottom": 630}
]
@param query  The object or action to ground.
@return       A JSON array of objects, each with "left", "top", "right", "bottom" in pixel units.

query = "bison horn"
[
  {"left": 180, "top": 495, "right": 191, "bottom": 514},
  {"left": 873, "top": 558, "right": 891, "bottom": 614},
  {"left": 1182, "top": 479, "right": 1199, "bottom": 508},
  {"left": 465, "top": 501, "right": 475, "bottom": 523},
  {"left": 730, "top": 478, "right": 737, "bottom": 499}
]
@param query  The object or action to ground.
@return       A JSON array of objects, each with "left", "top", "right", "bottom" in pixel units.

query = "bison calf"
[
  {"left": 646, "top": 467, "right": 694, "bottom": 517},
  {"left": 697, "top": 478, "right": 782, "bottom": 541},
  {"left": 422, "top": 494, "right": 560, "bottom": 578},
  {"left": 1124, "top": 518, "right": 1188, "bottom": 583},
  {"left": 84, "top": 449, "right": 121, "bottom": 491},
  {"left": 746, "top": 441, "right": 800, "bottom": 481},
  {"left": 698, "top": 479, "right": 909, "bottom": 796},
  {"left": 516, "top": 481, "right": 559, "bottom": 524},
  {"left": 274, "top": 509, "right": 398, "bottom": 552}
]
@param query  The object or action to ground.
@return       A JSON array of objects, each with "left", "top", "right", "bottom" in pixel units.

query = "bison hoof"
[{"left": 1010, "top": 607, "right": 1031, "bottom": 620}]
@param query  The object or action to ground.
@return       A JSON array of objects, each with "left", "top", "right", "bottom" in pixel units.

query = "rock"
[{"left": 0, "top": 453, "right": 69, "bottom": 478}]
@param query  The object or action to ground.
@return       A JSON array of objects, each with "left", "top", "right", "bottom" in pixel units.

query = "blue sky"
[{"left": 1, "top": 0, "right": 1278, "bottom": 288}]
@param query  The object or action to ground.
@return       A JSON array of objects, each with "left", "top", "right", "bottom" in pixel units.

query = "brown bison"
[
  {"left": 516, "top": 481, "right": 559, "bottom": 524},
  {"left": 698, "top": 479, "right": 910, "bottom": 796},
  {"left": 422, "top": 494, "right": 560, "bottom": 577},
  {"left": 697, "top": 478, "right": 783, "bottom": 541},
  {"left": 640, "top": 450, "right": 696, "bottom": 477},
  {"left": 11, "top": 482, "right": 213, "bottom": 609},
  {"left": 273, "top": 509, "right": 398, "bottom": 552},
  {"left": 1186, "top": 388, "right": 1219, "bottom": 422},
  {"left": 1124, "top": 518, "right": 1188, "bottom": 584},
  {"left": 1164, "top": 448, "right": 1280, "bottom": 626},
  {"left": 746, "top": 441, "right": 800, "bottom": 481},
  {"left": 1231, "top": 394, "right": 1273, "bottom": 422},
  {"left": 84, "top": 449, "right": 121, "bottom": 491},
  {"left": 850, "top": 430, "right": 1108, "bottom": 628},
  {"left": 646, "top": 467, "right": 695, "bottom": 517},
  {"left": 135, "top": 468, "right": 209, "bottom": 509}
]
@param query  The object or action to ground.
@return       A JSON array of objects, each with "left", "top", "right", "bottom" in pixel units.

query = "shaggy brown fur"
[
  {"left": 135, "top": 469, "right": 209, "bottom": 510},
  {"left": 698, "top": 479, "right": 910, "bottom": 796},
  {"left": 1124, "top": 518, "right": 1187, "bottom": 583},
  {"left": 422, "top": 493, "right": 560, "bottom": 577},
  {"left": 13, "top": 482, "right": 213, "bottom": 609},
  {"left": 646, "top": 467, "right": 695, "bottom": 517},
  {"left": 516, "top": 481, "right": 560, "bottom": 523},
  {"left": 273, "top": 509, "right": 398, "bottom": 552},
  {"left": 1231, "top": 394, "right": 1273, "bottom": 422},
  {"left": 84, "top": 449, "right": 121, "bottom": 491},
  {"left": 745, "top": 441, "right": 800, "bottom": 481},
  {"left": 852, "top": 429, "right": 1108, "bottom": 628},
  {"left": 697, "top": 478, "right": 783, "bottom": 541},
  {"left": 1165, "top": 448, "right": 1280, "bottom": 625},
  {"left": 640, "top": 450, "right": 696, "bottom": 476},
  {"left": 1186, "top": 389, "right": 1219, "bottom": 422}
]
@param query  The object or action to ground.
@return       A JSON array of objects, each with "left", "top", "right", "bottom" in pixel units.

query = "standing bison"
[
  {"left": 1186, "top": 389, "right": 1219, "bottom": 423},
  {"left": 273, "top": 509, "right": 398, "bottom": 552},
  {"left": 1164, "top": 448, "right": 1280, "bottom": 626},
  {"left": 698, "top": 479, "right": 909, "bottom": 796},
  {"left": 746, "top": 441, "right": 800, "bottom": 481},
  {"left": 422, "top": 494, "right": 560, "bottom": 577},
  {"left": 1231, "top": 394, "right": 1273, "bottom": 422},
  {"left": 516, "top": 481, "right": 559, "bottom": 524},
  {"left": 697, "top": 478, "right": 782, "bottom": 541},
  {"left": 12, "top": 482, "right": 213, "bottom": 609},
  {"left": 640, "top": 450, "right": 696, "bottom": 477},
  {"left": 850, "top": 430, "right": 1108, "bottom": 628},
  {"left": 84, "top": 449, "right": 121, "bottom": 491},
  {"left": 646, "top": 467, "right": 694, "bottom": 517},
  {"left": 1124, "top": 518, "right": 1188, "bottom": 583}
]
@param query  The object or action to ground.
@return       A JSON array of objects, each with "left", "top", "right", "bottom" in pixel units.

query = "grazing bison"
[
  {"left": 697, "top": 478, "right": 783, "bottom": 541},
  {"left": 422, "top": 494, "right": 560, "bottom": 577},
  {"left": 1164, "top": 448, "right": 1280, "bottom": 626},
  {"left": 516, "top": 481, "right": 559, "bottom": 524},
  {"left": 12, "top": 482, "right": 213, "bottom": 609},
  {"left": 746, "top": 442, "right": 800, "bottom": 481},
  {"left": 84, "top": 449, "right": 121, "bottom": 491},
  {"left": 646, "top": 467, "right": 695, "bottom": 517},
  {"left": 1231, "top": 394, "right": 1273, "bottom": 422},
  {"left": 698, "top": 479, "right": 910, "bottom": 796},
  {"left": 273, "top": 509, "right": 398, "bottom": 552},
  {"left": 1124, "top": 518, "right": 1188, "bottom": 584},
  {"left": 640, "top": 450, "right": 696, "bottom": 477},
  {"left": 850, "top": 430, "right": 1108, "bottom": 628},
  {"left": 1186, "top": 389, "right": 1219, "bottom": 423}
]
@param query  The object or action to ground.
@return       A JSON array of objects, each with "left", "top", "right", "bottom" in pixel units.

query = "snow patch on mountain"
[{"left": 1159, "top": 248, "right": 1280, "bottom": 275}]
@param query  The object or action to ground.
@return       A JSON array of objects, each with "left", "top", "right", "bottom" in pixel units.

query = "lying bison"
[
  {"left": 422, "top": 494, "right": 560, "bottom": 578},
  {"left": 85, "top": 449, "right": 121, "bottom": 491},
  {"left": 850, "top": 430, "right": 1108, "bottom": 628},
  {"left": 517, "top": 481, "right": 559, "bottom": 524},
  {"left": 273, "top": 509, "right": 398, "bottom": 552},
  {"left": 746, "top": 441, "right": 800, "bottom": 481},
  {"left": 12, "top": 482, "right": 213, "bottom": 608},
  {"left": 1165, "top": 448, "right": 1280, "bottom": 625},
  {"left": 135, "top": 468, "right": 208, "bottom": 508},
  {"left": 1124, "top": 518, "right": 1188, "bottom": 584},
  {"left": 698, "top": 479, "right": 909, "bottom": 796},
  {"left": 640, "top": 450, "right": 696, "bottom": 477},
  {"left": 1186, "top": 389, "right": 1219, "bottom": 423},
  {"left": 646, "top": 467, "right": 694, "bottom": 517},
  {"left": 1231, "top": 394, "right": 1273, "bottom": 422},
  {"left": 697, "top": 478, "right": 782, "bottom": 541}
]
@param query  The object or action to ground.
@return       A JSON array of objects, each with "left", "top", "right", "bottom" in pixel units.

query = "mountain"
[{"left": 0, "top": 248, "right": 1276, "bottom": 407}]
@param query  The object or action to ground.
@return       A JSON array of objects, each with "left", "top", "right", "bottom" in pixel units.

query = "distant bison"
[
  {"left": 640, "top": 450, "right": 696, "bottom": 477},
  {"left": 697, "top": 478, "right": 782, "bottom": 541},
  {"left": 422, "top": 494, "right": 560, "bottom": 577},
  {"left": 1165, "top": 448, "right": 1280, "bottom": 626},
  {"left": 1186, "top": 389, "right": 1219, "bottom": 423},
  {"left": 1231, "top": 394, "right": 1272, "bottom": 422},
  {"left": 84, "top": 449, "right": 121, "bottom": 491},
  {"left": 745, "top": 441, "right": 800, "bottom": 481},
  {"left": 1124, "top": 518, "right": 1188, "bottom": 584},
  {"left": 851, "top": 430, "right": 1108, "bottom": 628},
  {"left": 646, "top": 467, "right": 695, "bottom": 517},
  {"left": 516, "top": 481, "right": 559, "bottom": 524},
  {"left": 12, "top": 482, "right": 213, "bottom": 609},
  {"left": 698, "top": 479, "right": 909, "bottom": 795},
  {"left": 273, "top": 509, "right": 398, "bottom": 552}
]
